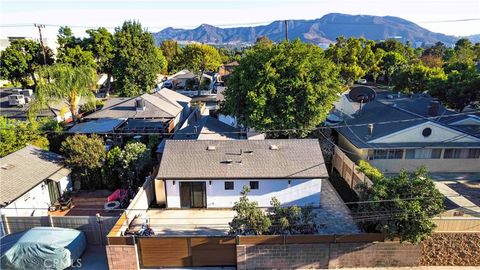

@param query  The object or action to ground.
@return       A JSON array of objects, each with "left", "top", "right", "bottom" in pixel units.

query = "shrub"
[{"left": 356, "top": 160, "right": 384, "bottom": 181}]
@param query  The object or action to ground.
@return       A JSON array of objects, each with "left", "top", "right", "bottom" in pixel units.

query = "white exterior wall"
[
  {"left": 1, "top": 176, "right": 71, "bottom": 217},
  {"left": 165, "top": 179, "right": 322, "bottom": 208}
]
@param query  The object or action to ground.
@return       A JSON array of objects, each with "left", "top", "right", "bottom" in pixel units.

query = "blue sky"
[{"left": 1, "top": 0, "right": 479, "bottom": 39}]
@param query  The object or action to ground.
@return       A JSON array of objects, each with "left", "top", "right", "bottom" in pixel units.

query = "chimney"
[
  {"left": 428, "top": 100, "right": 440, "bottom": 117},
  {"left": 239, "top": 149, "right": 243, "bottom": 155},
  {"left": 368, "top": 123, "right": 374, "bottom": 136},
  {"left": 135, "top": 98, "right": 145, "bottom": 111}
]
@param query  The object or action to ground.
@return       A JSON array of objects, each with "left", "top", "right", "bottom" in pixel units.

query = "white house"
[
  {"left": 0, "top": 146, "right": 72, "bottom": 216},
  {"left": 332, "top": 89, "right": 480, "bottom": 173},
  {"left": 154, "top": 139, "right": 328, "bottom": 208}
]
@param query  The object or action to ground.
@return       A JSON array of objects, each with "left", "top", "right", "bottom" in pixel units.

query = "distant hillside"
[
  {"left": 465, "top": 34, "right": 480, "bottom": 43},
  {"left": 153, "top": 13, "right": 459, "bottom": 46}
]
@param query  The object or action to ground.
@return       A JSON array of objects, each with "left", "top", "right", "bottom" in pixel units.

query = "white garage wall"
[{"left": 165, "top": 179, "right": 322, "bottom": 208}]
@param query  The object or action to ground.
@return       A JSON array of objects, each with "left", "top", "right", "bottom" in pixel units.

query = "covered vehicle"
[{"left": 1, "top": 227, "right": 87, "bottom": 270}]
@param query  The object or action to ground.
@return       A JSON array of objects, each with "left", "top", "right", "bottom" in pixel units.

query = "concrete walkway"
[
  {"left": 434, "top": 181, "right": 480, "bottom": 217},
  {"left": 130, "top": 179, "right": 359, "bottom": 235}
]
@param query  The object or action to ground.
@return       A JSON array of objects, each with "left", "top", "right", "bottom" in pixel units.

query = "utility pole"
[
  {"left": 284, "top": 20, "right": 289, "bottom": 42},
  {"left": 34, "top": 23, "right": 47, "bottom": 65}
]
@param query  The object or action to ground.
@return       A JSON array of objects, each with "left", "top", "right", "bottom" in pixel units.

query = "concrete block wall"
[
  {"left": 106, "top": 245, "right": 138, "bottom": 270},
  {"left": 237, "top": 242, "right": 422, "bottom": 269}
]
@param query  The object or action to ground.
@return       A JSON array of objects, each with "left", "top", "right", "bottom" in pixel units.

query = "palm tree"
[{"left": 30, "top": 64, "right": 96, "bottom": 121}]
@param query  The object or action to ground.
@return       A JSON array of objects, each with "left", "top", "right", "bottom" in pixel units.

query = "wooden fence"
[
  {"left": 332, "top": 146, "right": 373, "bottom": 195},
  {"left": 1, "top": 215, "right": 119, "bottom": 245},
  {"left": 137, "top": 236, "right": 236, "bottom": 268},
  {"left": 237, "top": 233, "right": 385, "bottom": 245},
  {"left": 433, "top": 217, "right": 480, "bottom": 232}
]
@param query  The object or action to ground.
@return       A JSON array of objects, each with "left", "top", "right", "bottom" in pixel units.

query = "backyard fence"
[
  {"left": 1, "top": 215, "right": 119, "bottom": 245},
  {"left": 125, "top": 174, "right": 155, "bottom": 225},
  {"left": 433, "top": 217, "right": 480, "bottom": 232},
  {"left": 332, "top": 146, "right": 373, "bottom": 195}
]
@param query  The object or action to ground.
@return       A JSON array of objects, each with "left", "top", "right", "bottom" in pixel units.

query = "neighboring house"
[
  {"left": 173, "top": 115, "right": 244, "bottom": 141},
  {"left": 332, "top": 89, "right": 480, "bottom": 173},
  {"left": 0, "top": 146, "right": 71, "bottom": 216},
  {"left": 218, "top": 61, "right": 239, "bottom": 83},
  {"left": 73, "top": 88, "right": 191, "bottom": 139},
  {"left": 154, "top": 139, "right": 327, "bottom": 208}
]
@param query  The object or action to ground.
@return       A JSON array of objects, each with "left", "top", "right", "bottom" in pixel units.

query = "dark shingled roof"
[
  {"left": 173, "top": 116, "right": 242, "bottom": 140},
  {"left": 0, "top": 146, "right": 70, "bottom": 204},
  {"left": 157, "top": 139, "right": 328, "bottom": 179},
  {"left": 335, "top": 91, "right": 480, "bottom": 149}
]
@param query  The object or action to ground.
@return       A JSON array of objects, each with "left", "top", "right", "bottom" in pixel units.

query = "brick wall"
[
  {"left": 237, "top": 242, "right": 421, "bottom": 269},
  {"left": 106, "top": 245, "right": 138, "bottom": 270}
]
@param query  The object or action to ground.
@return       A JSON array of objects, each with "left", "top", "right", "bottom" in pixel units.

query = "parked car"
[
  {"left": 8, "top": 95, "right": 26, "bottom": 107},
  {"left": 1, "top": 227, "right": 87, "bottom": 270}
]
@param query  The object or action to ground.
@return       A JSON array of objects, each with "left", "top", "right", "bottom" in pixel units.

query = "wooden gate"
[{"left": 137, "top": 236, "right": 236, "bottom": 268}]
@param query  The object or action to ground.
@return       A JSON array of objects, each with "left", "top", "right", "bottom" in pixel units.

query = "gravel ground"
[{"left": 420, "top": 233, "right": 480, "bottom": 266}]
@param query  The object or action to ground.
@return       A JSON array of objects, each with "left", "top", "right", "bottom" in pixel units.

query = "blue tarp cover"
[{"left": 1, "top": 227, "right": 87, "bottom": 270}]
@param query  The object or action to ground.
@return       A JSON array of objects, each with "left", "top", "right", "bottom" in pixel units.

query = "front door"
[{"left": 180, "top": 182, "right": 206, "bottom": 208}]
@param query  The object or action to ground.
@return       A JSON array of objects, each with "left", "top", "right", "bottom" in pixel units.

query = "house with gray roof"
[
  {"left": 71, "top": 89, "right": 191, "bottom": 138},
  {"left": 154, "top": 139, "right": 328, "bottom": 208},
  {"left": 0, "top": 146, "right": 71, "bottom": 216},
  {"left": 331, "top": 88, "right": 480, "bottom": 173}
]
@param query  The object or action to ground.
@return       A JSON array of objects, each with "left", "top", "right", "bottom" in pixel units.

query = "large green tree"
[
  {"left": 392, "top": 64, "right": 446, "bottom": 93},
  {"left": 176, "top": 43, "right": 222, "bottom": 75},
  {"left": 356, "top": 166, "right": 444, "bottom": 244},
  {"left": 381, "top": 52, "right": 407, "bottom": 85},
  {"left": 428, "top": 67, "right": 480, "bottom": 111},
  {"left": 160, "top": 39, "right": 180, "bottom": 73},
  {"left": 223, "top": 40, "right": 342, "bottom": 138},
  {"left": 56, "top": 26, "right": 96, "bottom": 69},
  {"left": 112, "top": 21, "right": 167, "bottom": 97},
  {"left": 0, "top": 117, "right": 49, "bottom": 157},
  {"left": 0, "top": 39, "right": 54, "bottom": 88},
  {"left": 31, "top": 64, "right": 96, "bottom": 121},
  {"left": 83, "top": 27, "right": 115, "bottom": 94},
  {"left": 61, "top": 134, "right": 106, "bottom": 189}
]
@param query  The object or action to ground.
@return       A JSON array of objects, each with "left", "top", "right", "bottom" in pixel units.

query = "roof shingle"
[{"left": 157, "top": 139, "right": 328, "bottom": 179}]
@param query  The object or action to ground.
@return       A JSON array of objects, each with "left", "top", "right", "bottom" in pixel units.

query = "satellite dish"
[{"left": 348, "top": 86, "right": 376, "bottom": 103}]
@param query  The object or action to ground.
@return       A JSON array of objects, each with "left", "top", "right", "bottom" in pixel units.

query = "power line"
[
  {"left": 1, "top": 111, "right": 478, "bottom": 137},
  {"left": 2, "top": 194, "right": 469, "bottom": 211}
]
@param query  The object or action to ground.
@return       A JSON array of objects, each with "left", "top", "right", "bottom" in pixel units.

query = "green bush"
[{"left": 356, "top": 160, "right": 384, "bottom": 181}]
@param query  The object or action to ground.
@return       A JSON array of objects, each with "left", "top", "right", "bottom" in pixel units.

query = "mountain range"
[{"left": 153, "top": 13, "right": 468, "bottom": 47}]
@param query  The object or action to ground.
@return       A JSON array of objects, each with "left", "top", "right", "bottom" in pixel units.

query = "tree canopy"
[
  {"left": 176, "top": 43, "right": 222, "bottom": 75},
  {"left": 0, "top": 117, "right": 49, "bottom": 157},
  {"left": 0, "top": 39, "right": 54, "bottom": 88},
  {"left": 356, "top": 166, "right": 444, "bottom": 244},
  {"left": 223, "top": 40, "right": 343, "bottom": 138},
  {"left": 112, "top": 21, "right": 167, "bottom": 97},
  {"left": 31, "top": 64, "right": 97, "bottom": 120}
]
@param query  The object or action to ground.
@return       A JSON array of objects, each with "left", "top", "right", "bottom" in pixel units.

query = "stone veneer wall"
[{"left": 106, "top": 245, "right": 138, "bottom": 270}]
